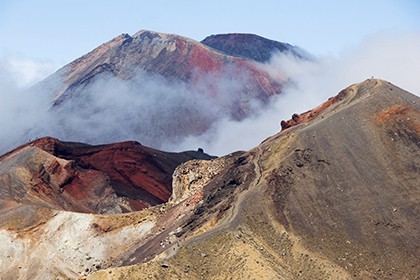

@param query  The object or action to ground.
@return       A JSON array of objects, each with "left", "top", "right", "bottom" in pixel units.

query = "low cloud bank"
[
  {"left": 1, "top": 32, "right": 419, "bottom": 156},
  {"left": 173, "top": 31, "right": 420, "bottom": 155}
]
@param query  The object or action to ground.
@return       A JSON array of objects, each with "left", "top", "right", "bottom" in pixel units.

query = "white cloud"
[
  {"left": 173, "top": 31, "right": 420, "bottom": 155},
  {"left": 0, "top": 31, "right": 419, "bottom": 156},
  {"left": 6, "top": 58, "right": 59, "bottom": 88}
]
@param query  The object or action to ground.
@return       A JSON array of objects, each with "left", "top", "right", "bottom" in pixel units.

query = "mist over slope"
[
  {"left": 173, "top": 32, "right": 420, "bottom": 154},
  {"left": 0, "top": 31, "right": 419, "bottom": 156},
  {"left": 1, "top": 30, "right": 289, "bottom": 155},
  {"left": 1, "top": 79, "right": 418, "bottom": 279}
]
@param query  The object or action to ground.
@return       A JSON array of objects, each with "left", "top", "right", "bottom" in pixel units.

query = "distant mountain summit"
[
  {"left": 31, "top": 30, "right": 301, "bottom": 150},
  {"left": 202, "top": 33, "right": 304, "bottom": 62},
  {"left": 48, "top": 30, "right": 284, "bottom": 108}
]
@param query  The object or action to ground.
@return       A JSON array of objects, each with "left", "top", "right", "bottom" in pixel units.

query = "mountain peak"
[
  {"left": 202, "top": 33, "right": 304, "bottom": 62},
  {"left": 280, "top": 78, "right": 417, "bottom": 131},
  {"left": 133, "top": 29, "right": 172, "bottom": 40},
  {"left": 132, "top": 29, "right": 201, "bottom": 46},
  {"left": 37, "top": 30, "right": 285, "bottom": 147}
]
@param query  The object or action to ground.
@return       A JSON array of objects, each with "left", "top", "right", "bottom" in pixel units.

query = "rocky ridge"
[
  {"left": 88, "top": 79, "right": 420, "bottom": 279},
  {"left": 0, "top": 137, "right": 214, "bottom": 214}
]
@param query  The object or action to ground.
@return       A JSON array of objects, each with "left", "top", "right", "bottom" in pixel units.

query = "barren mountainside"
[
  {"left": 0, "top": 79, "right": 419, "bottom": 279},
  {"left": 41, "top": 30, "right": 285, "bottom": 109}
]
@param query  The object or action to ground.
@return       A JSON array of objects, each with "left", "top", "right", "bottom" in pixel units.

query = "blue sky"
[{"left": 0, "top": 0, "right": 419, "bottom": 66}]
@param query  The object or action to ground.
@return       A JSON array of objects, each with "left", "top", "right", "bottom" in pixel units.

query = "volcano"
[
  {"left": 40, "top": 30, "right": 290, "bottom": 109},
  {"left": 28, "top": 30, "right": 303, "bottom": 151}
]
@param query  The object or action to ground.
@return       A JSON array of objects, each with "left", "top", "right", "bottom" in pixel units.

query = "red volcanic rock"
[
  {"left": 280, "top": 86, "right": 351, "bottom": 131},
  {"left": 280, "top": 113, "right": 300, "bottom": 130},
  {"left": 0, "top": 137, "right": 214, "bottom": 214}
]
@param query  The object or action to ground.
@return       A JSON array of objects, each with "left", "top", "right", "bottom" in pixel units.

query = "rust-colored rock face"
[
  {"left": 280, "top": 86, "right": 350, "bottom": 130},
  {"left": 0, "top": 137, "right": 214, "bottom": 214}
]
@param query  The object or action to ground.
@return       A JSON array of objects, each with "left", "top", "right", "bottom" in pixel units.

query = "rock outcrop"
[
  {"left": 280, "top": 85, "right": 351, "bottom": 130},
  {"left": 170, "top": 157, "right": 228, "bottom": 205}
]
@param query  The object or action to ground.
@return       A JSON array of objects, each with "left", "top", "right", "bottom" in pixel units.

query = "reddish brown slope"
[
  {"left": 0, "top": 137, "right": 214, "bottom": 214},
  {"left": 262, "top": 79, "right": 420, "bottom": 279},
  {"left": 47, "top": 30, "right": 284, "bottom": 110}
]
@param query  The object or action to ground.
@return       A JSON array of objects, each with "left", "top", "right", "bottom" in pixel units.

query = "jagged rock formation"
[
  {"left": 169, "top": 157, "right": 229, "bottom": 205},
  {"left": 280, "top": 88, "right": 350, "bottom": 130},
  {"left": 1, "top": 79, "right": 419, "bottom": 279},
  {"left": 0, "top": 137, "right": 214, "bottom": 214},
  {"left": 202, "top": 33, "right": 305, "bottom": 62}
]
